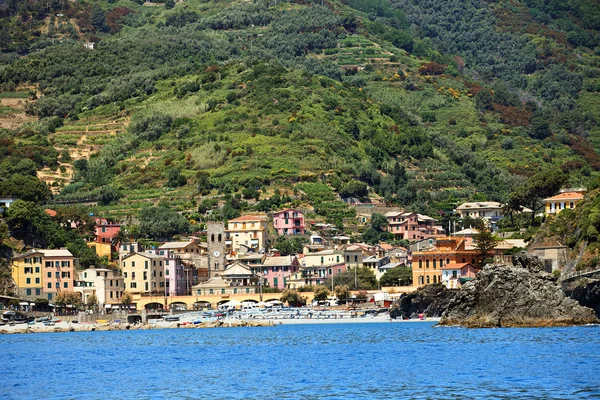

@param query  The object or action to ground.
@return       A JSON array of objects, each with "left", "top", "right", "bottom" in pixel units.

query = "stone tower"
[{"left": 206, "top": 221, "right": 227, "bottom": 276}]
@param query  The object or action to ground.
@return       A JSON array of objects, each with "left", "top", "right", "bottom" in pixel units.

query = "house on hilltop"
[
  {"left": 544, "top": 188, "right": 586, "bottom": 216},
  {"left": 273, "top": 209, "right": 305, "bottom": 235},
  {"left": 226, "top": 215, "right": 269, "bottom": 252},
  {"left": 385, "top": 212, "right": 445, "bottom": 242}
]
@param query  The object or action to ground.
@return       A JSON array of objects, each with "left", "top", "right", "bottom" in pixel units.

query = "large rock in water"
[
  {"left": 439, "top": 253, "right": 598, "bottom": 328},
  {"left": 389, "top": 284, "right": 456, "bottom": 319},
  {"left": 564, "top": 279, "right": 600, "bottom": 318}
]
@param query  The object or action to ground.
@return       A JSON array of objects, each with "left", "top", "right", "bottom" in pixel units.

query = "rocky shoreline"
[
  {"left": 0, "top": 319, "right": 276, "bottom": 334},
  {"left": 438, "top": 253, "right": 598, "bottom": 328}
]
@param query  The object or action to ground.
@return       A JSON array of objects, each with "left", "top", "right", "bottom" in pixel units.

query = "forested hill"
[{"left": 0, "top": 0, "right": 599, "bottom": 218}]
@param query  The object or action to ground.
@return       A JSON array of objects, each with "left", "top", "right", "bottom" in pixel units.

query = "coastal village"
[{"left": 3, "top": 187, "right": 587, "bottom": 318}]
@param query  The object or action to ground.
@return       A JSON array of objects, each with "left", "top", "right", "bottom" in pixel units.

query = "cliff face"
[
  {"left": 389, "top": 284, "right": 456, "bottom": 319},
  {"left": 564, "top": 279, "right": 600, "bottom": 318},
  {"left": 439, "top": 253, "right": 598, "bottom": 328}
]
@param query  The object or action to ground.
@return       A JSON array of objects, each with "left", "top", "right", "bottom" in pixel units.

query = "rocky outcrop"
[
  {"left": 439, "top": 253, "right": 598, "bottom": 328},
  {"left": 564, "top": 279, "right": 600, "bottom": 318},
  {"left": 390, "top": 284, "right": 457, "bottom": 319}
]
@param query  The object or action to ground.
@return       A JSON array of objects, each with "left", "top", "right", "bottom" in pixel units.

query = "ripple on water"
[{"left": 1, "top": 323, "right": 599, "bottom": 399}]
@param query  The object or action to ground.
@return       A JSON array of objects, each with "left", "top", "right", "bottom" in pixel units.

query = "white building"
[
  {"left": 74, "top": 268, "right": 125, "bottom": 309},
  {"left": 455, "top": 202, "right": 504, "bottom": 219}
]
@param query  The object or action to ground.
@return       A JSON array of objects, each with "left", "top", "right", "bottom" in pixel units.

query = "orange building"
[{"left": 411, "top": 238, "right": 480, "bottom": 287}]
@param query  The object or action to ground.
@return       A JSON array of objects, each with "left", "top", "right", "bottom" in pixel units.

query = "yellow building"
[
  {"left": 226, "top": 215, "right": 268, "bottom": 252},
  {"left": 11, "top": 251, "right": 44, "bottom": 300},
  {"left": 158, "top": 240, "right": 204, "bottom": 256},
  {"left": 121, "top": 252, "right": 166, "bottom": 295},
  {"left": 87, "top": 242, "right": 113, "bottom": 259},
  {"left": 11, "top": 249, "right": 75, "bottom": 301},
  {"left": 544, "top": 189, "right": 585, "bottom": 215},
  {"left": 301, "top": 250, "right": 343, "bottom": 267},
  {"left": 411, "top": 238, "right": 479, "bottom": 287}
]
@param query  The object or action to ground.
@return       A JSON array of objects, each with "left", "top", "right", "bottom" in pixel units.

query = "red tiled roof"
[
  {"left": 45, "top": 209, "right": 57, "bottom": 217},
  {"left": 440, "top": 262, "right": 472, "bottom": 270},
  {"left": 228, "top": 215, "right": 266, "bottom": 222},
  {"left": 544, "top": 192, "right": 584, "bottom": 201}
]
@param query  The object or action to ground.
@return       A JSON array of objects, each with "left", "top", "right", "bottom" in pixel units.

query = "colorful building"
[
  {"left": 86, "top": 242, "right": 113, "bottom": 260},
  {"left": 362, "top": 255, "right": 390, "bottom": 280},
  {"left": 121, "top": 252, "right": 166, "bottom": 295},
  {"left": 385, "top": 212, "right": 445, "bottom": 242},
  {"left": 252, "top": 255, "right": 301, "bottom": 289},
  {"left": 544, "top": 189, "right": 586, "bottom": 216},
  {"left": 40, "top": 249, "right": 75, "bottom": 301},
  {"left": 455, "top": 202, "right": 504, "bottom": 220},
  {"left": 273, "top": 209, "right": 305, "bottom": 235},
  {"left": 343, "top": 244, "right": 374, "bottom": 268},
  {"left": 94, "top": 218, "right": 121, "bottom": 244},
  {"left": 411, "top": 238, "right": 480, "bottom": 287},
  {"left": 74, "top": 268, "right": 125, "bottom": 308},
  {"left": 157, "top": 240, "right": 204, "bottom": 257},
  {"left": 11, "top": 251, "right": 44, "bottom": 300},
  {"left": 11, "top": 249, "right": 75, "bottom": 301},
  {"left": 440, "top": 263, "right": 477, "bottom": 289},
  {"left": 192, "top": 261, "right": 260, "bottom": 296},
  {"left": 287, "top": 263, "right": 347, "bottom": 288},
  {"left": 226, "top": 215, "right": 269, "bottom": 252}
]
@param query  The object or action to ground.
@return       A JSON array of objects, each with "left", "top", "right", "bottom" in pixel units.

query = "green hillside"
[{"left": 1, "top": 0, "right": 599, "bottom": 221}]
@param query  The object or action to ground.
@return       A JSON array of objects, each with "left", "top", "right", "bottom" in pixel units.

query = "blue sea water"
[{"left": 1, "top": 322, "right": 599, "bottom": 399}]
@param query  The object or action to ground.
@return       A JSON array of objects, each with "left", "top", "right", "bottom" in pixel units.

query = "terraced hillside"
[{"left": 0, "top": 0, "right": 598, "bottom": 221}]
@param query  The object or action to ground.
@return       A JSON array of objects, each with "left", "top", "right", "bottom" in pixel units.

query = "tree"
[
  {"left": 334, "top": 284, "right": 350, "bottom": 302},
  {"left": 273, "top": 235, "right": 306, "bottom": 256},
  {"left": 475, "top": 90, "right": 493, "bottom": 111},
  {"left": 138, "top": 206, "right": 190, "bottom": 239},
  {"left": 512, "top": 169, "right": 567, "bottom": 226},
  {"left": 371, "top": 213, "right": 388, "bottom": 231},
  {"left": 502, "top": 194, "right": 523, "bottom": 229},
  {"left": 165, "top": 0, "right": 175, "bottom": 9},
  {"left": 54, "top": 206, "right": 95, "bottom": 235},
  {"left": 313, "top": 285, "right": 330, "bottom": 302},
  {"left": 323, "top": 266, "right": 377, "bottom": 290},
  {"left": 362, "top": 213, "right": 390, "bottom": 245},
  {"left": 280, "top": 289, "right": 306, "bottom": 307},
  {"left": 111, "top": 228, "right": 129, "bottom": 247},
  {"left": 91, "top": 5, "right": 108, "bottom": 33},
  {"left": 339, "top": 180, "right": 368, "bottom": 198},
  {"left": 55, "top": 292, "right": 81, "bottom": 308},
  {"left": 6, "top": 200, "right": 60, "bottom": 248},
  {"left": 121, "top": 291, "right": 133, "bottom": 310},
  {"left": 473, "top": 230, "right": 497, "bottom": 268},
  {"left": 87, "top": 294, "right": 98, "bottom": 311},
  {"left": 460, "top": 216, "right": 485, "bottom": 231},
  {"left": 99, "top": 185, "right": 121, "bottom": 206},
  {"left": 34, "top": 298, "right": 49, "bottom": 309},
  {"left": 379, "top": 266, "right": 412, "bottom": 286},
  {"left": 0, "top": 174, "right": 51, "bottom": 203}
]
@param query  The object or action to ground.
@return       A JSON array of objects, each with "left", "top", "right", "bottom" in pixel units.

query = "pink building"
[
  {"left": 385, "top": 212, "right": 445, "bottom": 242},
  {"left": 440, "top": 262, "right": 477, "bottom": 289},
  {"left": 288, "top": 262, "right": 348, "bottom": 288},
  {"left": 273, "top": 209, "right": 305, "bottom": 235},
  {"left": 95, "top": 218, "right": 122, "bottom": 244},
  {"left": 40, "top": 249, "right": 74, "bottom": 301},
  {"left": 250, "top": 255, "right": 301, "bottom": 289}
]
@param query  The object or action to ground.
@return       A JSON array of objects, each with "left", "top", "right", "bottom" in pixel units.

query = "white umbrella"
[{"left": 220, "top": 299, "right": 241, "bottom": 308}]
